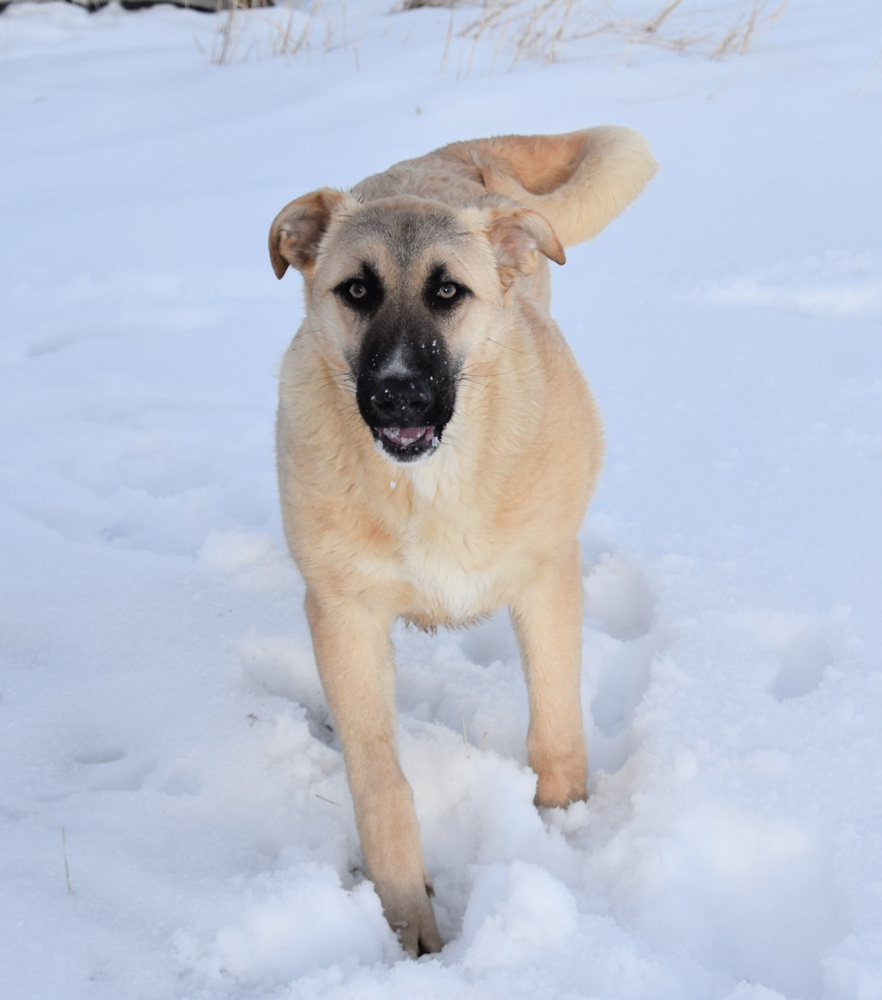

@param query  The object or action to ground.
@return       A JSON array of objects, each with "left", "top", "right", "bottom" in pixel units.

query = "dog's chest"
[
  {"left": 399, "top": 534, "right": 499, "bottom": 623},
  {"left": 391, "top": 458, "right": 505, "bottom": 623}
]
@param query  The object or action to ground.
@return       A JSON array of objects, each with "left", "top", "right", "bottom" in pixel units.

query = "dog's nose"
[{"left": 371, "top": 377, "right": 434, "bottom": 424}]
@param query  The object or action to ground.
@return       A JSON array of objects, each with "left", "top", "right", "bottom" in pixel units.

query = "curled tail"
[{"left": 453, "top": 126, "right": 658, "bottom": 248}]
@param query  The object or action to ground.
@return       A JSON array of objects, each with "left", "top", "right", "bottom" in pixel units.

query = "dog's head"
[{"left": 270, "top": 191, "right": 564, "bottom": 464}]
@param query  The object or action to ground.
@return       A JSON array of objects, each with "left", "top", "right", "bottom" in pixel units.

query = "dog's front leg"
[
  {"left": 304, "top": 589, "right": 443, "bottom": 956},
  {"left": 510, "top": 541, "right": 588, "bottom": 808}
]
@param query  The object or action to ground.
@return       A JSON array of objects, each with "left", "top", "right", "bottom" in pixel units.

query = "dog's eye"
[
  {"left": 334, "top": 270, "right": 383, "bottom": 314},
  {"left": 423, "top": 268, "right": 471, "bottom": 312}
]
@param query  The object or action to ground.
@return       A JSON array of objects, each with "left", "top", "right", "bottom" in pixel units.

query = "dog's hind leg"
[
  {"left": 510, "top": 541, "right": 588, "bottom": 808},
  {"left": 304, "top": 589, "right": 443, "bottom": 956}
]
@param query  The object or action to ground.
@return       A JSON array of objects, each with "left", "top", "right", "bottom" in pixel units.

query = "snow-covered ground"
[{"left": 1, "top": 2, "right": 881, "bottom": 997}]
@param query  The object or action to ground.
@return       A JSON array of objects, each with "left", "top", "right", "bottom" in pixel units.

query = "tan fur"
[{"left": 270, "top": 128, "right": 656, "bottom": 955}]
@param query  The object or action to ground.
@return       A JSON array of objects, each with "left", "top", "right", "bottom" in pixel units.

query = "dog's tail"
[{"left": 452, "top": 127, "right": 657, "bottom": 248}]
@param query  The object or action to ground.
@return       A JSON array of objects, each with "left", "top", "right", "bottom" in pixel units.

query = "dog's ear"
[
  {"left": 484, "top": 206, "right": 566, "bottom": 286},
  {"left": 269, "top": 188, "right": 348, "bottom": 279}
]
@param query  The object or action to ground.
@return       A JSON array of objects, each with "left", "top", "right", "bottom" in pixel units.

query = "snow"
[{"left": 1, "top": 1, "right": 881, "bottom": 998}]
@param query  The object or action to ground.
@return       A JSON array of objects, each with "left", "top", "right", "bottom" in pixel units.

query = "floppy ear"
[
  {"left": 484, "top": 206, "right": 565, "bottom": 287},
  {"left": 269, "top": 188, "right": 348, "bottom": 279}
]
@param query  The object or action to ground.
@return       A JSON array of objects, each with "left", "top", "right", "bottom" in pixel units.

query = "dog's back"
[{"left": 354, "top": 127, "right": 657, "bottom": 246}]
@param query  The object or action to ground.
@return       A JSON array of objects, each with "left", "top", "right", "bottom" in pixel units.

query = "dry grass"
[
  {"left": 206, "top": 0, "right": 790, "bottom": 67},
  {"left": 710, "top": 0, "right": 790, "bottom": 56},
  {"left": 210, "top": 0, "right": 243, "bottom": 65},
  {"left": 449, "top": 0, "right": 792, "bottom": 68},
  {"left": 210, "top": 0, "right": 279, "bottom": 65},
  {"left": 856, "top": 47, "right": 882, "bottom": 97},
  {"left": 210, "top": 0, "right": 361, "bottom": 65},
  {"left": 61, "top": 827, "right": 73, "bottom": 895}
]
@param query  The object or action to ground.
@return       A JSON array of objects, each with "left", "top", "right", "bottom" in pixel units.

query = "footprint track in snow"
[
  {"left": 583, "top": 552, "right": 657, "bottom": 642},
  {"left": 748, "top": 611, "right": 842, "bottom": 701},
  {"left": 237, "top": 635, "right": 336, "bottom": 747},
  {"left": 460, "top": 609, "right": 520, "bottom": 668},
  {"left": 581, "top": 553, "right": 671, "bottom": 774},
  {"left": 71, "top": 738, "right": 156, "bottom": 793}
]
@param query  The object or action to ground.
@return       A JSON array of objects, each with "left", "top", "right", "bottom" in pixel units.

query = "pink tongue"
[{"left": 382, "top": 427, "right": 429, "bottom": 447}]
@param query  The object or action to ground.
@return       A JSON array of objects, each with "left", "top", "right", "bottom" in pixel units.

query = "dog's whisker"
[
  {"left": 456, "top": 369, "right": 522, "bottom": 392},
  {"left": 286, "top": 372, "right": 358, "bottom": 399},
  {"left": 486, "top": 336, "right": 528, "bottom": 355}
]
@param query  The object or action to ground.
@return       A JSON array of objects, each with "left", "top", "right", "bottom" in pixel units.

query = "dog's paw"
[
  {"left": 532, "top": 750, "right": 588, "bottom": 809},
  {"left": 378, "top": 880, "right": 443, "bottom": 957}
]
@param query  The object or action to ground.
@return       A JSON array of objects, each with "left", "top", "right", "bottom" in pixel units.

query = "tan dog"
[{"left": 269, "top": 128, "right": 656, "bottom": 955}]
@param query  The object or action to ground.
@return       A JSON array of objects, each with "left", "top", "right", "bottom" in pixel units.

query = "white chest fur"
[{"left": 391, "top": 445, "right": 504, "bottom": 623}]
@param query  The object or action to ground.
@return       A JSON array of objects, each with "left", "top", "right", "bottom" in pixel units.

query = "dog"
[{"left": 269, "top": 127, "right": 656, "bottom": 955}]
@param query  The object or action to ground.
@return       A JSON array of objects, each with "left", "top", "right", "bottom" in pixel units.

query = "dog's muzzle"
[
  {"left": 363, "top": 375, "right": 447, "bottom": 462},
  {"left": 355, "top": 319, "right": 457, "bottom": 463}
]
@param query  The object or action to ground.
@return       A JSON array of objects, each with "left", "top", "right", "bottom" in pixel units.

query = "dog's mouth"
[{"left": 373, "top": 425, "right": 440, "bottom": 462}]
